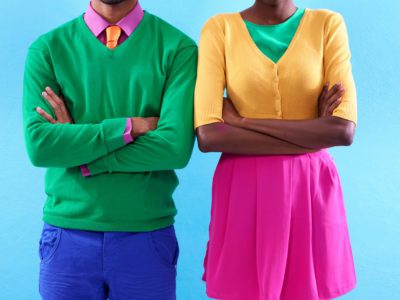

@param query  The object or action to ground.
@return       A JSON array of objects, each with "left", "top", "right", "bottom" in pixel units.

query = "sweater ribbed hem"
[{"left": 43, "top": 214, "right": 175, "bottom": 232}]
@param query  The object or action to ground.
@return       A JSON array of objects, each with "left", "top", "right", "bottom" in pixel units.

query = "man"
[{"left": 22, "top": 0, "right": 197, "bottom": 298}]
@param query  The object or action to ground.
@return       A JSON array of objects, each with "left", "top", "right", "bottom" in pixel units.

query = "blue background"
[{"left": 1, "top": 0, "right": 399, "bottom": 299}]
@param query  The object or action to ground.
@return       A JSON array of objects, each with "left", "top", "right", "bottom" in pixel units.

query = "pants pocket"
[
  {"left": 39, "top": 223, "right": 62, "bottom": 264},
  {"left": 148, "top": 226, "right": 179, "bottom": 269}
]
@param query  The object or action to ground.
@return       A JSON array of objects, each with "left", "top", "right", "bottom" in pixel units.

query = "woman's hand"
[
  {"left": 36, "top": 86, "right": 74, "bottom": 124},
  {"left": 223, "top": 97, "right": 243, "bottom": 127},
  {"left": 224, "top": 82, "right": 345, "bottom": 127},
  {"left": 219, "top": 83, "right": 353, "bottom": 150},
  {"left": 318, "top": 83, "right": 346, "bottom": 117}
]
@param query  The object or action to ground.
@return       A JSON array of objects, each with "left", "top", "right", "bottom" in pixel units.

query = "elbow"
[
  {"left": 338, "top": 121, "right": 356, "bottom": 146},
  {"left": 26, "top": 138, "right": 49, "bottom": 167},
  {"left": 196, "top": 125, "right": 217, "bottom": 153},
  {"left": 31, "top": 157, "right": 45, "bottom": 168},
  {"left": 26, "top": 144, "right": 45, "bottom": 167},
  {"left": 173, "top": 152, "right": 191, "bottom": 170},
  {"left": 197, "top": 138, "right": 212, "bottom": 153},
  {"left": 169, "top": 142, "right": 194, "bottom": 170},
  {"left": 174, "top": 158, "right": 190, "bottom": 170},
  {"left": 24, "top": 125, "right": 49, "bottom": 168},
  {"left": 342, "top": 132, "right": 354, "bottom": 146}
]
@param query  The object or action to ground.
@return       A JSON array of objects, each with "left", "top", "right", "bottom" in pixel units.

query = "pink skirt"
[{"left": 203, "top": 149, "right": 357, "bottom": 300}]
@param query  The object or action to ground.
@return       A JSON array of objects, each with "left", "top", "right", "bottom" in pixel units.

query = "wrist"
[
  {"left": 130, "top": 118, "right": 140, "bottom": 138},
  {"left": 123, "top": 118, "right": 134, "bottom": 144}
]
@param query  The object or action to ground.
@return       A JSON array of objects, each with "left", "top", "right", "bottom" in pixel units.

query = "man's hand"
[
  {"left": 223, "top": 97, "right": 242, "bottom": 127},
  {"left": 36, "top": 86, "right": 74, "bottom": 124},
  {"left": 131, "top": 117, "right": 159, "bottom": 138},
  {"left": 318, "top": 83, "right": 345, "bottom": 117}
]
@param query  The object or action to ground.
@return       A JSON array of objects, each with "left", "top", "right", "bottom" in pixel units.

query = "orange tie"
[{"left": 106, "top": 25, "right": 121, "bottom": 49}]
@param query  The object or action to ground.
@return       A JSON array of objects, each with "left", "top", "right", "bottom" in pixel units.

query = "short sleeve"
[
  {"left": 324, "top": 13, "right": 357, "bottom": 124},
  {"left": 194, "top": 16, "right": 226, "bottom": 129}
]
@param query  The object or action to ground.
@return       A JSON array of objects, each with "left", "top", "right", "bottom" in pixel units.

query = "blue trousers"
[{"left": 38, "top": 223, "right": 179, "bottom": 300}]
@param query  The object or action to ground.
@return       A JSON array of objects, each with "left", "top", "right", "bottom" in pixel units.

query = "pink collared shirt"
[
  {"left": 80, "top": 1, "right": 144, "bottom": 177},
  {"left": 84, "top": 1, "right": 144, "bottom": 46}
]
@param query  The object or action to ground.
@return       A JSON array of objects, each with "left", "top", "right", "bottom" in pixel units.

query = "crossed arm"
[
  {"left": 23, "top": 45, "right": 197, "bottom": 174},
  {"left": 195, "top": 13, "right": 356, "bottom": 155},
  {"left": 196, "top": 84, "right": 355, "bottom": 155}
]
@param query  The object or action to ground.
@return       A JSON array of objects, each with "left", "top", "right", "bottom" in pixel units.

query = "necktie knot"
[{"left": 106, "top": 25, "right": 121, "bottom": 49}]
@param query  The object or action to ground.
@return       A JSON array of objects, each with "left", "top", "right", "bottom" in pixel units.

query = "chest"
[
  {"left": 51, "top": 42, "right": 169, "bottom": 123},
  {"left": 224, "top": 18, "right": 326, "bottom": 119}
]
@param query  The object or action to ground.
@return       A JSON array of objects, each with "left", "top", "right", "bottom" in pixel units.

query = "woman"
[{"left": 194, "top": 0, "right": 357, "bottom": 299}]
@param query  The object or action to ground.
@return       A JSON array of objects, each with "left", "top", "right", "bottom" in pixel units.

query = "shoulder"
[
  {"left": 306, "top": 9, "right": 350, "bottom": 51},
  {"left": 306, "top": 9, "right": 347, "bottom": 29},
  {"left": 200, "top": 13, "right": 238, "bottom": 34},
  {"left": 28, "top": 16, "right": 82, "bottom": 53},
  {"left": 144, "top": 12, "right": 196, "bottom": 49}
]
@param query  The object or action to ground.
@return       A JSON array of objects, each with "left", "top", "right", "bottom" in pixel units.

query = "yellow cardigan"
[{"left": 194, "top": 9, "right": 357, "bottom": 128}]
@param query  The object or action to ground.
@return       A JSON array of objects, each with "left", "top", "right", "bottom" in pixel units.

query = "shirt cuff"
[
  {"left": 80, "top": 164, "right": 91, "bottom": 177},
  {"left": 123, "top": 118, "right": 134, "bottom": 144}
]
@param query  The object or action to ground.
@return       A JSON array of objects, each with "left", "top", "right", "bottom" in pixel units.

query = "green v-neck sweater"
[{"left": 22, "top": 11, "right": 198, "bottom": 231}]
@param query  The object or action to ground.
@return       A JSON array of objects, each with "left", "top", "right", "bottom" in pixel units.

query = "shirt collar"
[{"left": 84, "top": 1, "right": 144, "bottom": 37}]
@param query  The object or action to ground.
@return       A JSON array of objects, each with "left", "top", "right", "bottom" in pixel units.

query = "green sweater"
[{"left": 22, "top": 11, "right": 197, "bottom": 231}]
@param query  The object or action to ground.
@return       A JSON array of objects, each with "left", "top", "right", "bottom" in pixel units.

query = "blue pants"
[{"left": 38, "top": 223, "right": 179, "bottom": 300}]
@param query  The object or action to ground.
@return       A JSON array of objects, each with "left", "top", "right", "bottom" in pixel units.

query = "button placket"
[{"left": 273, "top": 66, "right": 283, "bottom": 118}]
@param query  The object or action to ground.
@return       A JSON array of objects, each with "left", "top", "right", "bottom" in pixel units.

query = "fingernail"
[
  {"left": 42, "top": 91, "right": 47, "bottom": 96},
  {"left": 36, "top": 107, "right": 42, "bottom": 112},
  {"left": 45, "top": 86, "right": 51, "bottom": 91}
]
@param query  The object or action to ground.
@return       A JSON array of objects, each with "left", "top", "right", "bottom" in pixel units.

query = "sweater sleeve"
[
  {"left": 79, "top": 118, "right": 133, "bottom": 176},
  {"left": 324, "top": 13, "right": 357, "bottom": 125},
  {"left": 83, "top": 45, "right": 197, "bottom": 175},
  {"left": 23, "top": 47, "right": 128, "bottom": 168},
  {"left": 194, "top": 16, "right": 226, "bottom": 129}
]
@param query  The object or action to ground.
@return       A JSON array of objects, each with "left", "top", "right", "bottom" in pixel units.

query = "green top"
[
  {"left": 23, "top": 12, "right": 197, "bottom": 231},
  {"left": 244, "top": 8, "right": 305, "bottom": 63}
]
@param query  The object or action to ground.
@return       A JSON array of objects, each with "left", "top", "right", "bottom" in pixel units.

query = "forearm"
[
  {"left": 84, "top": 128, "right": 194, "bottom": 175},
  {"left": 22, "top": 47, "right": 131, "bottom": 168},
  {"left": 197, "top": 122, "right": 317, "bottom": 155},
  {"left": 236, "top": 116, "right": 355, "bottom": 149},
  {"left": 24, "top": 117, "right": 128, "bottom": 168}
]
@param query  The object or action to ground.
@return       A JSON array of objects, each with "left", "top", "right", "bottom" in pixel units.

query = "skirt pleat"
[{"left": 203, "top": 150, "right": 356, "bottom": 300}]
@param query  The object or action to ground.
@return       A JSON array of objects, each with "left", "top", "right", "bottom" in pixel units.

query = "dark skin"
[
  {"left": 36, "top": 0, "right": 159, "bottom": 138},
  {"left": 196, "top": 0, "right": 356, "bottom": 154},
  {"left": 241, "top": 0, "right": 297, "bottom": 25},
  {"left": 93, "top": 0, "right": 137, "bottom": 23}
]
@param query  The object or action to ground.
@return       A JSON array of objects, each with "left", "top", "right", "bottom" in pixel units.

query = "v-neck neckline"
[
  {"left": 236, "top": 8, "right": 309, "bottom": 66},
  {"left": 78, "top": 11, "right": 149, "bottom": 55}
]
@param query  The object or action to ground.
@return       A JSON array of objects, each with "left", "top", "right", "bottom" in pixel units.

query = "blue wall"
[{"left": 0, "top": 0, "right": 399, "bottom": 299}]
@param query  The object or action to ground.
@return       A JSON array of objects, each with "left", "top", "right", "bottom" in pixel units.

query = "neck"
[
  {"left": 91, "top": 0, "right": 137, "bottom": 24},
  {"left": 246, "top": 0, "right": 297, "bottom": 24}
]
